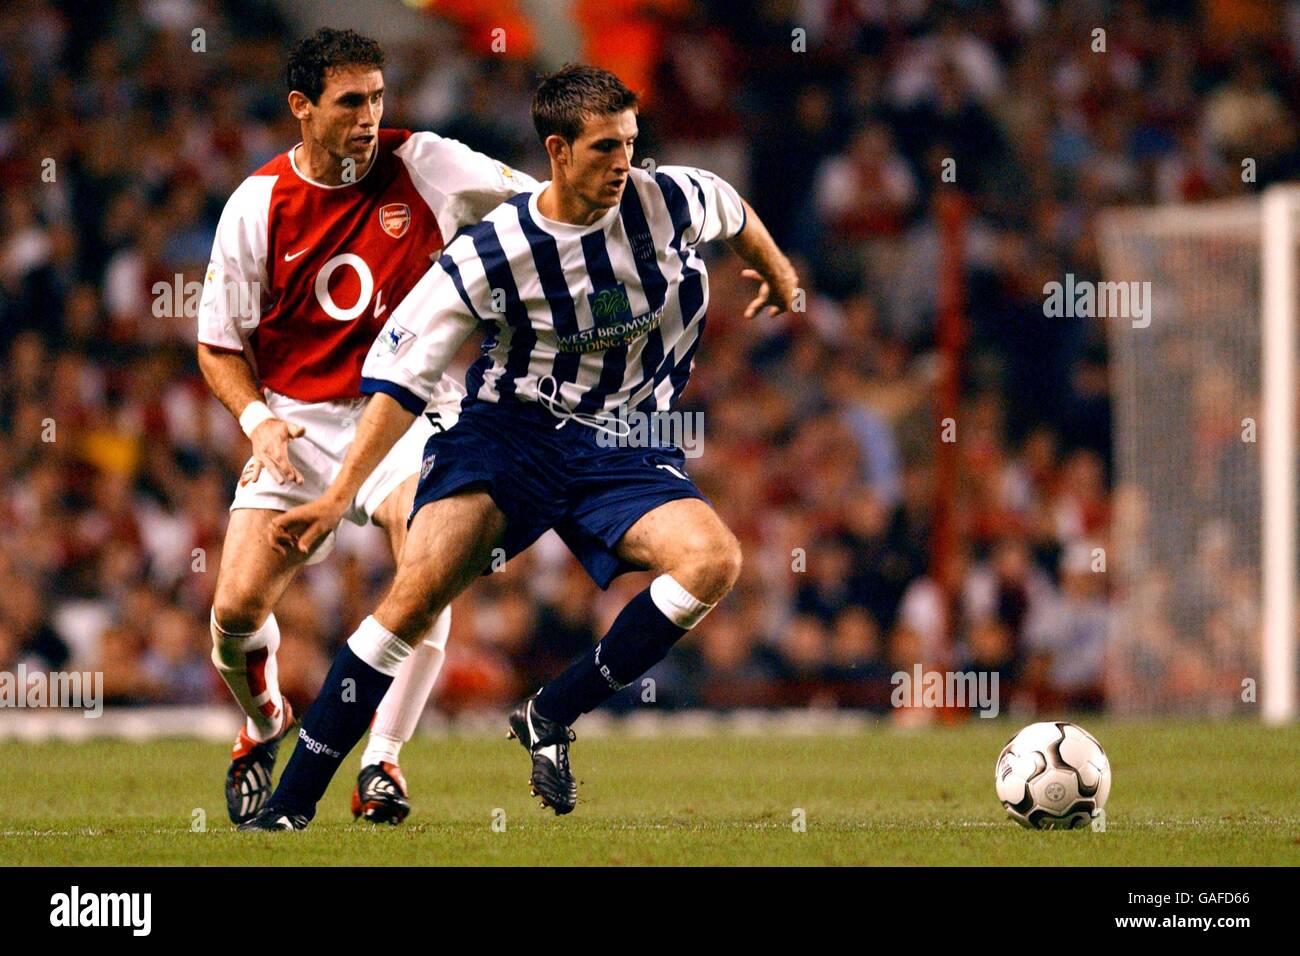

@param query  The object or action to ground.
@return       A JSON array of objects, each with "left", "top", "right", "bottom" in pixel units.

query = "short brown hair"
[
  {"left": 531, "top": 64, "right": 639, "bottom": 144},
  {"left": 287, "top": 28, "right": 385, "bottom": 104}
]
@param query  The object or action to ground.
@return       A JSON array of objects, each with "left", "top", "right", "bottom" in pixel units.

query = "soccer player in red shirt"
[{"left": 196, "top": 28, "right": 535, "bottom": 826}]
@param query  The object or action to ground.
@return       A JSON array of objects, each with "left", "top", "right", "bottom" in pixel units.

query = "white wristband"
[{"left": 239, "top": 400, "right": 275, "bottom": 438}]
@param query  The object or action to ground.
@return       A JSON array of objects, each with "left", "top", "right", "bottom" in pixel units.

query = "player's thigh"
[
  {"left": 378, "top": 489, "right": 508, "bottom": 632},
  {"left": 371, "top": 473, "right": 418, "bottom": 561},
  {"left": 213, "top": 507, "right": 310, "bottom": 630},
  {"left": 357, "top": 408, "right": 445, "bottom": 560},
  {"left": 614, "top": 497, "right": 742, "bottom": 589}
]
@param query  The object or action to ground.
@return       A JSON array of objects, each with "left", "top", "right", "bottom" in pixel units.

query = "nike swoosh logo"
[
  {"left": 284, "top": 248, "right": 309, "bottom": 262},
  {"left": 655, "top": 463, "right": 689, "bottom": 481}
]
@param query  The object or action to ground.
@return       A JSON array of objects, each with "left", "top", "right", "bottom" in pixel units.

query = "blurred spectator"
[
  {"left": 1024, "top": 544, "right": 1108, "bottom": 711},
  {"left": 2, "top": 576, "right": 70, "bottom": 671},
  {"left": 142, "top": 606, "right": 218, "bottom": 704}
]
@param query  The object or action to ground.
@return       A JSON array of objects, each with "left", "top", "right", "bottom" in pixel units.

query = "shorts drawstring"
[{"left": 535, "top": 375, "right": 632, "bottom": 441}]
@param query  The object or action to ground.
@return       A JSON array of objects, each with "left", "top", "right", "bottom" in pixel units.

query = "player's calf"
[
  {"left": 353, "top": 611, "right": 451, "bottom": 823},
  {"left": 515, "top": 571, "right": 721, "bottom": 814},
  {"left": 211, "top": 611, "right": 287, "bottom": 742},
  {"left": 210, "top": 507, "right": 308, "bottom": 740},
  {"left": 533, "top": 573, "right": 716, "bottom": 728},
  {"left": 254, "top": 619, "right": 411, "bottom": 827}
]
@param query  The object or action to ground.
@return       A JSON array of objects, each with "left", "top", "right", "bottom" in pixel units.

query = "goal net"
[{"left": 1098, "top": 186, "right": 1300, "bottom": 723}]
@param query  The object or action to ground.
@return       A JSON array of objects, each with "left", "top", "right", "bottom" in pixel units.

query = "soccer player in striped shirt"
[{"left": 242, "top": 64, "right": 799, "bottom": 828}]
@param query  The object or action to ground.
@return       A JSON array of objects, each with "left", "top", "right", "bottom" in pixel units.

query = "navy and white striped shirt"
[{"left": 359, "top": 165, "right": 747, "bottom": 421}]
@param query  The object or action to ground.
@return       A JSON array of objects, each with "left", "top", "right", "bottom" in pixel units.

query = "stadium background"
[{"left": 0, "top": 0, "right": 1290, "bottom": 724}]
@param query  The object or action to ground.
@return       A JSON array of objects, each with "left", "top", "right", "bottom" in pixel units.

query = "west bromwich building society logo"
[
  {"left": 591, "top": 286, "right": 631, "bottom": 323},
  {"left": 558, "top": 282, "right": 663, "bottom": 354}
]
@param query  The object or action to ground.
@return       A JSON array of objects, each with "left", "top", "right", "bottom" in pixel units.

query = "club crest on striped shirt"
[{"left": 588, "top": 283, "right": 633, "bottom": 326}]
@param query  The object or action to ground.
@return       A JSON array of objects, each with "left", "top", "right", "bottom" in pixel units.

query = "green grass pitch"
[{"left": 1, "top": 719, "right": 1296, "bottom": 865}]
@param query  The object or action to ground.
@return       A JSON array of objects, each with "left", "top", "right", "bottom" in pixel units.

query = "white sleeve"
[
  {"left": 359, "top": 238, "right": 484, "bottom": 414},
  {"left": 197, "top": 176, "right": 274, "bottom": 351},
  {"left": 396, "top": 131, "right": 540, "bottom": 240},
  {"left": 658, "top": 165, "right": 747, "bottom": 246}
]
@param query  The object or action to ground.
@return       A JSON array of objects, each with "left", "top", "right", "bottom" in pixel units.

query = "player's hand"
[
  {"left": 248, "top": 419, "right": 307, "bottom": 485},
  {"left": 741, "top": 266, "right": 800, "bottom": 319},
  {"left": 268, "top": 496, "right": 346, "bottom": 557}
]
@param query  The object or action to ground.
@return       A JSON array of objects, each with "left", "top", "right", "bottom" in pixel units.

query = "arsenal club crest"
[{"left": 379, "top": 203, "right": 410, "bottom": 238}]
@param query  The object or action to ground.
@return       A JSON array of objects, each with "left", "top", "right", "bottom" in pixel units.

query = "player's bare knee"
[
  {"left": 674, "top": 529, "right": 742, "bottom": 604},
  {"left": 705, "top": 533, "right": 744, "bottom": 597},
  {"left": 211, "top": 591, "right": 270, "bottom": 636},
  {"left": 717, "top": 534, "right": 743, "bottom": 590}
]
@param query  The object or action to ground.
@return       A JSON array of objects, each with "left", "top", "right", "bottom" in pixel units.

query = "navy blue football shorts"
[{"left": 410, "top": 398, "right": 709, "bottom": 589}]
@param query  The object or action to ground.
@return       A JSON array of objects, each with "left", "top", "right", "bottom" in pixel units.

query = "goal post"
[
  {"left": 1098, "top": 185, "right": 1300, "bottom": 723},
  {"left": 1260, "top": 186, "right": 1300, "bottom": 725}
]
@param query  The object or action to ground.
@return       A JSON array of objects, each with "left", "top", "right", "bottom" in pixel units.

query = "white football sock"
[
  {"left": 347, "top": 615, "right": 415, "bottom": 677},
  {"left": 363, "top": 606, "right": 450, "bottom": 768},
  {"left": 210, "top": 610, "right": 285, "bottom": 741},
  {"left": 649, "top": 574, "right": 715, "bottom": 629}
]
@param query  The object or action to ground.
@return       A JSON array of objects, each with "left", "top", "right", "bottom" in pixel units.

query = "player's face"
[
  {"left": 304, "top": 67, "right": 385, "bottom": 165},
  {"left": 567, "top": 110, "right": 637, "bottom": 209}
]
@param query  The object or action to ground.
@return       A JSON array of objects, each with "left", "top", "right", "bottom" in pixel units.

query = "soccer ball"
[{"left": 995, "top": 721, "right": 1111, "bottom": 830}]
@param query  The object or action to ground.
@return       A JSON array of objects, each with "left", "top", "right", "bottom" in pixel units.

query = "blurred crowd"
[{"left": 2, "top": 0, "right": 1285, "bottom": 719}]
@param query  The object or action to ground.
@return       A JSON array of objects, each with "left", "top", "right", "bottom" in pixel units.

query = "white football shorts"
[{"left": 230, "top": 388, "right": 460, "bottom": 562}]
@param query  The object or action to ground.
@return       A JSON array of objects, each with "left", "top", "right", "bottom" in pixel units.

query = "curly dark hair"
[
  {"left": 287, "top": 28, "right": 385, "bottom": 104},
  {"left": 531, "top": 64, "right": 639, "bottom": 144}
]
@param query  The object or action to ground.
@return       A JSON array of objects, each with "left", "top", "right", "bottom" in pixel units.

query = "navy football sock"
[
  {"left": 535, "top": 587, "right": 687, "bottom": 726},
  {"left": 266, "top": 646, "right": 394, "bottom": 820}
]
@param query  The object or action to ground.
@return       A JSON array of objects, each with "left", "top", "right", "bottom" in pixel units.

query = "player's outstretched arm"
[
  {"left": 727, "top": 199, "right": 800, "bottom": 320},
  {"left": 268, "top": 393, "right": 416, "bottom": 556},
  {"left": 197, "top": 343, "right": 305, "bottom": 485}
]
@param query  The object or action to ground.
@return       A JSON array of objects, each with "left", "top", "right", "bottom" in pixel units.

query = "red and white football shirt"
[{"left": 197, "top": 129, "right": 536, "bottom": 404}]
